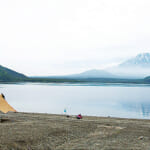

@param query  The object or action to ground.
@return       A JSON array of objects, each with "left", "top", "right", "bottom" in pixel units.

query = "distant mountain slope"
[
  {"left": 144, "top": 76, "right": 150, "bottom": 81},
  {"left": 70, "top": 53, "right": 150, "bottom": 79},
  {"left": 119, "top": 53, "right": 150, "bottom": 68},
  {"left": 33, "top": 69, "right": 118, "bottom": 79},
  {"left": 107, "top": 53, "right": 150, "bottom": 78},
  {"left": 0, "top": 65, "right": 27, "bottom": 81},
  {"left": 67, "top": 69, "right": 117, "bottom": 78}
]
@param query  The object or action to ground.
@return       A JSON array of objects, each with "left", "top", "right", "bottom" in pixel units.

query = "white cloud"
[{"left": 0, "top": 0, "right": 150, "bottom": 75}]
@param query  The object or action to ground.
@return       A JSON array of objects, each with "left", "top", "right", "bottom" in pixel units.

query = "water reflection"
[{"left": 121, "top": 101, "right": 150, "bottom": 118}]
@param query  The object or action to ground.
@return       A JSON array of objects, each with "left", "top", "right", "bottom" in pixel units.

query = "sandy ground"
[{"left": 0, "top": 112, "right": 150, "bottom": 150}]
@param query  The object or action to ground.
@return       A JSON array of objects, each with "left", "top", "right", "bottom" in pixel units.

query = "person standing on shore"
[{"left": 64, "top": 108, "right": 67, "bottom": 115}]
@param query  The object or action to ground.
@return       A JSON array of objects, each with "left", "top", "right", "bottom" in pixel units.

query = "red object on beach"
[{"left": 77, "top": 114, "right": 82, "bottom": 119}]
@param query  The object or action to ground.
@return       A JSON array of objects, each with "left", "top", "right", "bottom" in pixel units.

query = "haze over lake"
[{"left": 1, "top": 83, "right": 150, "bottom": 119}]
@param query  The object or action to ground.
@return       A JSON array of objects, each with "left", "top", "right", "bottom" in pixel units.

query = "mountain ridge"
[{"left": 1, "top": 52, "right": 150, "bottom": 82}]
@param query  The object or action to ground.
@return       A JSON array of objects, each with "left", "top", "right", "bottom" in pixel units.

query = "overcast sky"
[{"left": 0, "top": 0, "right": 150, "bottom": 76}]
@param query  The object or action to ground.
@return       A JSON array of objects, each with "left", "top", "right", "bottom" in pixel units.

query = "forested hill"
[
  {"left": 144, "top": 76, "right": 150, "bottom": 83},
  {"left": 0, "top": 65, "right": 27, "bottom": 82},
  {"left": 0, "top": 64, "right": 150, "bottom": 84}
]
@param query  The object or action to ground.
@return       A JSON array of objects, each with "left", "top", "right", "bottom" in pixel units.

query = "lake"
[{"left": 1, "top": 83, "right": 150, "bottom": 119}]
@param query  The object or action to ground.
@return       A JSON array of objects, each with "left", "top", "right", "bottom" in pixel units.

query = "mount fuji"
[
  {"left": 108, "top": 53, "right": 150, "bottom": 78},
  {"left": 119, "top": 53, "right": 150, "bottom": 68}
]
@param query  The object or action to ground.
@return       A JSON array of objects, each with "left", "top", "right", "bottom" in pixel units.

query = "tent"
[{"left": 0, "top": 94, "right": 17, "bottom": 113}]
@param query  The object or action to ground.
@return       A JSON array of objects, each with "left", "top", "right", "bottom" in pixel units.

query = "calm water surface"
[{"left": 1, "top": 83, "right": 150, "bottom": 119}]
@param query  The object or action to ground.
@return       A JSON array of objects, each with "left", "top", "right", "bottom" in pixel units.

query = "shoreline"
[{"left": 3, "top": 111, "right": 149, "bottom": 120}]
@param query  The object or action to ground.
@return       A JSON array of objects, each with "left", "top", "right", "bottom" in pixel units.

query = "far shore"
[{"left": 0, "top": 112, "right": 150, "bottom": 149}]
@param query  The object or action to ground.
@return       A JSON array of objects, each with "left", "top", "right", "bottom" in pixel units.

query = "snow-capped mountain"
[
  {"left": 72, "top": 53, "right": 150, "bottom": 78},
  {"left": 107, "top": 53, "right": 150, "bottom": 78},
  {"left": 119, "top": 53, "right": 150, "bottom": 67}
]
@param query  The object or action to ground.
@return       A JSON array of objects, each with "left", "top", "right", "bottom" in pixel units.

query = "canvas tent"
[{"left": 0, "top": 94, "right": 16, "bottom": 113}]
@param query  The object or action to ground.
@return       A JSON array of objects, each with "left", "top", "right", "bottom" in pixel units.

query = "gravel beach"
[{"left": 0, "top": 112, "right": 150, "bottom": 150}]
